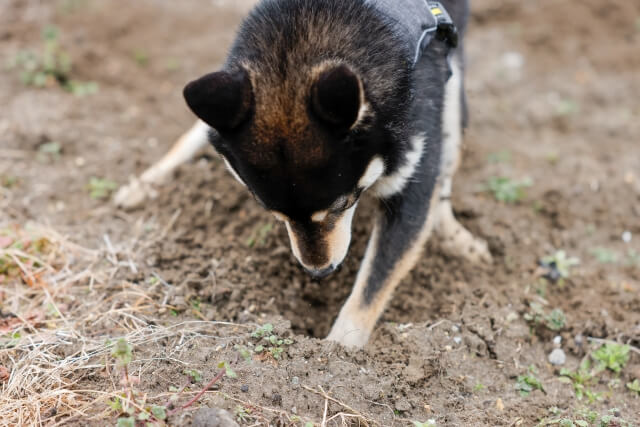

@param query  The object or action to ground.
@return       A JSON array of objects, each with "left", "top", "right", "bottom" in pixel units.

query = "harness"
[{"left": 368, "top": 0, "right": 458, "bottom": 67}]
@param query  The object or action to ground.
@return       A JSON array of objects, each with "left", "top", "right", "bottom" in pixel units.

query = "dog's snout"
[{"left": 304, "top": 265, "right": 337, "bottom": 279}]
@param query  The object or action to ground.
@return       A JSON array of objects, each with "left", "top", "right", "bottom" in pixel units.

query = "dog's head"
[{"left": 184, "top": 63, "right": 387, "bottom": 277}]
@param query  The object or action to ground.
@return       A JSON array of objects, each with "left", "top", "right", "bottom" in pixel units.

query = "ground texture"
[{"left": 1, "top": 0, "right": 640, "bottom": 426}]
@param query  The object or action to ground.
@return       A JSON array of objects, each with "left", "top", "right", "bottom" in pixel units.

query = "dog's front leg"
[
  {"left": 114, "top": 120, "right": 210, "bottom": 209},
  {"left": 327, "top": 181, "right": 439, "bottom": 348}
]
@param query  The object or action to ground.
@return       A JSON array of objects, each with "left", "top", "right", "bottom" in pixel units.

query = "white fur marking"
[
  {"left": 357, "top": 156, "right": 384, "bottom": 190},
  {"left": 222, "top": 157, "right": 246, "bottom": 187},
  {"left": 440, "top": 55, "right": 462, "bottom": 198},
  {"left": 272, "top": 211, "right": 288, "bottom": 222},
  {"left": 372, "top": 134, "right": 424, "bottom": 198}
]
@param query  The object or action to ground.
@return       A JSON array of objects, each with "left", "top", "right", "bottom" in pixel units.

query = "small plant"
[
  {"left": 108, "top": 339, "right": 239, "bottom": 425},
  {"left": 559, "top": 359, "right": 601, "bottom": 402},
  {"left": 486, "top": 176, "right": 533, "bottom": 203},
  {"left": 487, "top": 150, "right": 511, "bottom": 164},
  {"left": 235, "top": 405, "right": 255, "bottom": 423},
  {"left": 625, "top": 249, "right": 640, "bottom": 266},
  {"left": 515, "top": 366, "right": 545, "bottom": 397},
  {"left": 250, "top": 323, "right": 294, "bottom": 360},
  {"left": 133, "top": 49, "right": 149, "bottom": 66},
  {"left": 7, "top": 26, "right": 98, "bottom": 96},
  {"left": 246, "top": 223, "right": 273, "bottom": 247},
  {"left": 217, "top": 361, "right": 237, "bottom": 378},
  {"left": 598, "top": 409, "right": 632, "bottom": 427},
  {"left": 183, "top": 369, "right": 202, "bottom": 384},
  {"left": 523, "top": 302, "right": 566, "bottom": 331},
  {"left": 0, "top": 175, "right": 18, "bottom": 189},
  {"left": 591, "top": 247, "right": 618, "bottom": 264},
  {"left": 473, "top": 383, "right": 485, "bottom": 392},
  {"left": 539, "top": 250, "right": 580, "bottom": 284},
  {"left": 592, "top": 343, "right": 630, "bottom": 374},
  {"left": 87, "top": 177, "right": 118, "bottom": 199},
  {"left": 627, "top": 379, "right": 640, "bottom": 395}
]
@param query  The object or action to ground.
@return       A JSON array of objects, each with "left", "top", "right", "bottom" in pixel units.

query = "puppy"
[{"left": 115, "top": 0, "right": 491, "bottom": 348}]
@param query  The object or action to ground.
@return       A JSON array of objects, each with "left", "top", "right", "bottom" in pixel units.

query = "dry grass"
[{"left": 0, "top": 221, "right": 250, "bottom": 426}]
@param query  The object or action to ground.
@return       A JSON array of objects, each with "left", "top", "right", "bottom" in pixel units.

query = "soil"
[{"left": 1, "top": 0, "right": 640, "bottom": 426}]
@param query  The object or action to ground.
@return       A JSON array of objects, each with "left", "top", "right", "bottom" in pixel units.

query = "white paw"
[
  {"left": 326, "top": 314, "right": 371, "bottom": 349},
  {"left": 113, "top": 176, "right": 159, "bottom": 209},
  {"left": 440, "top": 229, "right": 493, "bottom": 265}
]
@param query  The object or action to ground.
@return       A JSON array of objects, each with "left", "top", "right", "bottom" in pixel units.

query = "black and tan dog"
[{"left": 115, "top": 0, "right": 491, "bottom": 348}]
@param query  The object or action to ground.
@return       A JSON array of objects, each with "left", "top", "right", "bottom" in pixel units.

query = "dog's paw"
[
  {"left": 440, "top": 228, "right": 493, "bottom": 265},
  {"left": 113, "top": 176, "right": 159, "bottom": 209},
  {"left": 326, "top": 315, "right": 371, "bottom": 349}
]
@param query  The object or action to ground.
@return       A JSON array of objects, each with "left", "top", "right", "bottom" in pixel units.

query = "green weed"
[
  {"left": 540, "top": 250, "right": 580, "bottom": 283},
  {"left": 591, "top": 248, "right": 618, "bottom": 264},
  {"left": 627, "top": 379, "right": 640, "bottom": 395},
  {"left": 250, "top": 323, "right": 293, "bottom": 360},
  {"left": 592, "top": 343, "right": 630, "bottom": 374},
  {"left": 515, "top": 366, "right": 545, "bottom": 397},
  {"left": 523, "top": 302, "right": 566, "bottom": 331},
  {"left": 486, "top": 176, "right": 533, "bottom": 203},
  {"left": 559, "top": 359, "right": 601, "bottom": 402},
  {"left": 87, "top": 177, "right": 118, "bottom": 199},
  {"left": 7, "top": 26, "right": 98, "bottom": 96},
  {"left": 487, "top": 150, "right": 511, "bottom": 164},
  {"left": 246, "top": 223, "right": 273, "bottom": 247}
]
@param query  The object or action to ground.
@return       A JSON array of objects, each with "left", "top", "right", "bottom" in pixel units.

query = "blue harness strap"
[{"left": 367, "top": 0, "right": 458, "bottom": 67}]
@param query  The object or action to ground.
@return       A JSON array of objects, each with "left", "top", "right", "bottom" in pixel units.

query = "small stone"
[
  {"left": 451, "top": 325, "right": 460, "bottom": 333},
  {"left": 622, "top": 231, "right": 632, "bottom": 243},
  {"left": 394, "top": 397, "right": 412, "bottom": 412},
  {"left": 453, "top": 336, "right": 462, "bottom": 345},
  {"left": 496, "top": 398, "right": 505, "bottom": 412},
  {"left": 575, "top": 334, "right": 583, "bottom": 346},
  {"left": 291, "top": 376, "right": 300, "bottom": 385},
  {"left": 240, "top": 384, "right": 249, "bottom": 393},
  {"left": 548, "top": 348, "right": 566, "bottom": 366},
  {"left": 553, "top": 336, "right": 562, "bottom": 347},
  {"left": 191, "top": 408, "right": 239, "bottom": 427}
]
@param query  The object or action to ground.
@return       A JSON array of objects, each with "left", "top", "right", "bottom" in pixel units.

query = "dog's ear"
[
  {"left": 183, "top": 69, "right": 253, "bottom": 132},
  {"left": 311, "top": 65, "right": 362, "bottom": 131}
]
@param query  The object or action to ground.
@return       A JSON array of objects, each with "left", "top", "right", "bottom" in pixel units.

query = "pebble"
[
  {"left": 575, "top": 334, "right": 584, "bottom": 346},
  {"left": 240, "top": 384, "right": 249, "bottom": 393},
  {"left": 453, "top": 336, "right": 462, "bottom": 345},
  {"left": 451, "top": 325, "right": 460, "bottom": 333},
  {"left": 191, "top": 408, "right": 239, "bottom": 427},
  {"left": 553, "top": 336, "right": 562, "bottom": 348},
  {"left": 548, "top": 348, "right": 566, "bottom": 366},
  {"left": 291, "top": 376, "right": 299, "bottom": 385},
  {"left": 622, "top": 231, "right": 632, "bottom": 243}
]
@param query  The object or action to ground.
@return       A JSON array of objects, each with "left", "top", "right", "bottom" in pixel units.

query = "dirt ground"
[{"left": 1, "top": 0, "right": 640, "bottom": 426}]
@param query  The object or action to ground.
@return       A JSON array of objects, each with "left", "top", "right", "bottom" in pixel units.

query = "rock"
[
  {"left": 191, "top": 408, "right": 239, "bottom": 427},
  {"left": 548, "top": 348, "right": 566, "bottom": 366},
  {"left": 240, "top": 384, "right": 249, "bottom": 393},
  {"left": 394, "top": 397, "right": 412, "bottom": 412},
  {"left": 453, "top": 336, "right": 462, "bottom": 345},
  {"left": 553, "top": 336, "right": 562, "bottom": 348}
]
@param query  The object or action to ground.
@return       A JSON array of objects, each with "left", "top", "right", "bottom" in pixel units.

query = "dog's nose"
[{"left": 305, "top": 265, "right": 336, "bottom": 279}]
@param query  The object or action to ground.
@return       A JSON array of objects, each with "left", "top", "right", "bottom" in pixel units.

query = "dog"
[{"left": 115, "top": 0, "right": 491, "bottom": 348}]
